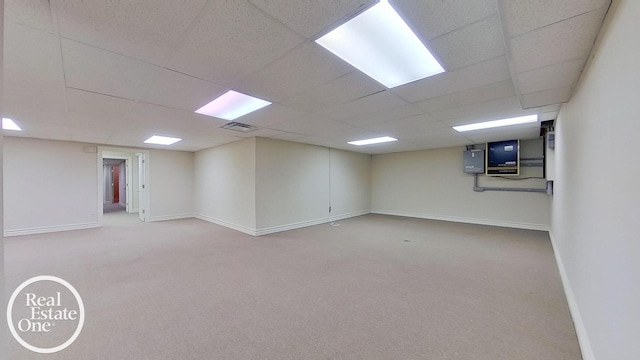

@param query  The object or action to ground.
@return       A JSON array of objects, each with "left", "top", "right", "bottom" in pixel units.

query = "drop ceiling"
[{"left": 3, "top": 0, "right": 610, "bottom": 154}]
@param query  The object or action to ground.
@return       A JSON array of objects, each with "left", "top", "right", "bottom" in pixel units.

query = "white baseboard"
[
  {"left": 329, "top": 210, "right": 370, "bottom": 223},
  {"left": 149, "top": 213, "right": 194, "bottom": 222},
  {"left": 371, "top": 209, "right": 550, "bottom": 231},
  {"left": 255, "top": 218, "right": 326, "bottom": 236},
  {"left": 4, "top": 222, "right": 100, "bottom": 237},
  {"left": 194, "top": 215, "right": 257, "bottom": 236},
  {"left": 549, "top": 232, "right": 594, "bottom": 360},
  {"left": 194, "top": 210, "right": 370, "bottom": 237},
  {"left": 255, "top": 210, "right": 370, "bottom": 236}
]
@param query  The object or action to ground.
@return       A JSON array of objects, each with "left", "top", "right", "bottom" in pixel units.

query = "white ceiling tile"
[
  {"left": 232, "top": 128, "right": 285, "bottom": 139},
  {"left": 349, "top": 139, "right": 425, "bottom": 155},
  {"left": 1, "top": 105, "right": 68, "bottom": 132},
  {"left": 463, "top": 126, "right": 541, "bottom": 144},
  {"left": 66, "top": 126, "right": 113, "bottom": 144},
  {"left": 16, "top": 124, "right": 72, "bottom": 141},
  {"left": 3, "top": 0, "right": 607, "bottom": 153},
  {"left": 389, "top": 122, "right": 449, "bottom": 141},
  {"left": 521, "top": 87, "right": 573, "bottom": 109},
  {"left": 168, "top": 1, "right": 304, "bottom": 85},
  {"left": 66, "top": 88, "right": 135, "bottom": 118},
  {"left": 105, "top": 129, "right": 164, "bottom": 148},
  {"left": 508, "top": 7, "right": 608, "bottom": 72},
  {"left": 105, "top": 127, "right": 235, "bottom": 152},
  {"left": 323, "top": 90, "right": 408, "bottom": 121},
  {"left": 396, "top": 126, "right": 463, "bottom": 142},
  {"left": 62, "top": 39, "right": 162, "bottom": 100},
  {"left": 268, "top": 115, "right": 351, "bottom": 137},
  {"left": 411, "top": 134, "right": 473, "bottom": 149},
  {"left": 367, "top": 113, "right": 439, "bottom": 133},
  {"left": 125, "top": 102, "right": 228, "bottom": 134},
  {"left": 429, "top": 15, "right": 505, "bottom": 71},
  {"left": 393, "top": 56, "right": 512, "bottom": 103},
  {"left": 517, "top": 59, "right": 584, "bottom": 95},
  {"left": 56, "top": 0, "right": 207, "bottom": 65},
  {"left": 415, "top": 80, "right": 515, "bottom": 114},
  {"left": 539, "top": 111, "right": 559, "bottom": 122},
  {"left": 540, "top": 104, "right": 562, "bottom": 113},
  {"left": 331, "top": 127, "right": 386, "bottom": 143},
  {"left": 187, "top": 137, "right": 245, "bottom": 152},
  {"left": 5, "top": 0, "right": 54, "bottom": 33},
  {"left": 431, "top": 96, "right": 523, "bottom": 124},
  {"left": 3, "top": 23, "right": 66, "bottom": 111},
  {"left": 282, "top": 71, "right": 384, "bottom": 113},
  {"left": 141, "top": 69, "right": 228, "bottom": 112},
  {"left": 396, "top": 0, "right": 497, "bottom": 40},
  {"left": 248, "top": 0, "right": 370, "bottom": 39},
  {"left": 235, "top": 104, "right": 308, "bottom": 128},
  {"left": 499, "top": 0, "right": 610, "bottom": 37},
  {"left": 235, "top": 43, "right": 353, "bottom": 102},
  {"left": 65, "top": 112, "right": 131, "bottom": 131},
  {"left": 269, "top": 132, "right": 309, "bottom": 142},
  {"left": 341, "top": 104, "right": 423, "bottom": 127}
]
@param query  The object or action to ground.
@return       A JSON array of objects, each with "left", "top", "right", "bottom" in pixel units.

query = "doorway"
[
  {"left": 99, "top": 148, "right": 149, "bottom": 225},
  {"left": 103, "top": 158, "right": 126, "bottom": 213}
]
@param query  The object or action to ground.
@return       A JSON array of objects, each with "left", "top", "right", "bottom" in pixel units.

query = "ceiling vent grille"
[{"left": 220, "top": 122, "right": 258, "bottom": 133}]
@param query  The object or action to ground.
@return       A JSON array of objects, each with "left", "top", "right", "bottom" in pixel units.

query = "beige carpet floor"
[{"left": 5, "top": 214, "right": 581, "bottom": 359}]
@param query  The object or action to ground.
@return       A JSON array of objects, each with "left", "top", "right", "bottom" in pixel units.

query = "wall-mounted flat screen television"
[{"left": 486, "top": 139, "right": 519, "bottom": 176}]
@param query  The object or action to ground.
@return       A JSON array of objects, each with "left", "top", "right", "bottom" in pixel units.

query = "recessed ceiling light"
[
  {"left": 195, "top": 90, "right": 271, "bottom": 121},
  {"left": 144, "top": 135, "right": 182, "bottom": 145},
  {"left": 348, "top": 136, "right": 398, "bottom": 146},
  {"left": 315, "top": 0, "right": 444, "bottom": 88},
  {"left": 452, "top": 115, "right": 539, "bottom": 132},
  {"left": 3, "top": 117, "right": 22, "bottom": 131}
]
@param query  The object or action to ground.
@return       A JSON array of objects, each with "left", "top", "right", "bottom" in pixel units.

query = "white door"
[
  {"left": 138, "top": 153, "right": 147, "bottom": 222},
  {"left": 125, "top": 159, "right": 130, "bottom": 213}
]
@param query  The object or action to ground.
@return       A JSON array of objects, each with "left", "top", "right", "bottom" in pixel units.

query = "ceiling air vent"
[{"left": 220, "top": 122, "right": 257, "bottom": 133}]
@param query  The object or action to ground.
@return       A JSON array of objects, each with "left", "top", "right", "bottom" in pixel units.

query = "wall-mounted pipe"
[{"left": 473, "top": 173, "right": 547, "bottom": 193}]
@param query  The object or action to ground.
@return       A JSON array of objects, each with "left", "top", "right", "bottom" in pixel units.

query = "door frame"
[{"left": 97, "top": 147, "right": 150, "bottom": 225}]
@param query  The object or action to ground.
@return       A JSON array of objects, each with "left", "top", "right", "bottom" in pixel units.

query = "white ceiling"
[{"left": 3, "top": 0, "right": 610, "bottom": 154}]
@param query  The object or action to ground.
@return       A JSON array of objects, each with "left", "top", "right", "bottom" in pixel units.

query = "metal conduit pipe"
[{"left": 473, "top": 173, "right": 547, "bottom": 193}]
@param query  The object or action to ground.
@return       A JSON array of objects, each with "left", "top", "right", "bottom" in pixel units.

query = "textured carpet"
[
  {"left": 4, "top": 214, "right": 581, "bottom": 359},
  {"left": 102, "top": 202, "right": 126, "bottom": 214}
]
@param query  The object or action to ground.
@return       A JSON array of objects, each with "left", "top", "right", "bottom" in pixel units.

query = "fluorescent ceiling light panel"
[
  {"left": 2, "top": 117, "right": 22, "bottom": 131},
  {"left": 144, "top": 135, "right": 182, "bottom": 145},
  {"left": 315, "top": 0, "right": 444, "bottom": 88},
  {"left": 452, "top": 115, "right": 539, "bottom": 132},
  {"left": 195, "top": 90, "right": 271, "bottom": 120},
  {"left": 348, "top": 136, "right": 397, "bottom": 146}
]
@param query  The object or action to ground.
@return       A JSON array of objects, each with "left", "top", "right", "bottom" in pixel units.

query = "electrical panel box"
[
  {"left": 546, "top": 132, "right": 556, "bottom": 181},
  {"left": 547, "top": 132, "right": 555, "bottom": 149},
  {"left": 463, "top": 150, "right": 485, "bottom": 174}
]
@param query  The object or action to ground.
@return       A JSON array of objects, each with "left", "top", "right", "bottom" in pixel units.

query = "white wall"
[
  {"left": 329, "top": 148, "right": 371, "bottom": 220},
  {"left": 550, "top": 1, "right": 640, "bottom": 359},
  {"left": 255, "top": 138, "right": 330, "bottom": 234},
  {"left": 3, "top": 139, "right": 194, "bottom": 235},
  {"left": 193, "top": 138, "right": 256, "bottom": 234},
  {"left": 3, "top": 137, "right": 99, "bottom": 235},
  {"left": 372, "top": 142, "right": 550, "bottom": 230},
  {"left": 147, "top": 148, "right": 194, "bottom": 222},
  {"left": 193, "top": 137, "right": 371, "bottom": 235},
  {"left": 0, "top": 2, "right": 6, "bottom": 352}
]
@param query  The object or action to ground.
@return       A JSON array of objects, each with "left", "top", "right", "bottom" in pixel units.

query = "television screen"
[{"left": 486, "top": 139, "right": 519, "bottom": 176}]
